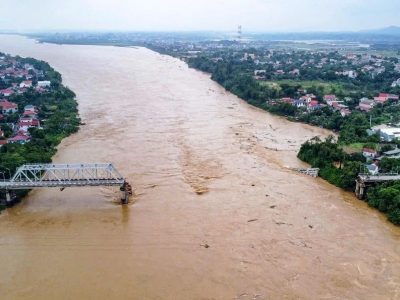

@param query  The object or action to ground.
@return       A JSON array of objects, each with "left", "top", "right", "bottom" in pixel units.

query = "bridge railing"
[
  {"left": 0, "top": 163, "right": 132, "bottom": 204},
  {"left": 0, "top": 163, "right": 126, "bottom": 189}
]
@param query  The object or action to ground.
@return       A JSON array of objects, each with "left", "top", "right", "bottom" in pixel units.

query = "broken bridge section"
[
  {"left": 0, "top": 163, "right": 132, "bottom": 204},
  {"left": 355, "top": 173, "right": 400, "bottom": 199}
]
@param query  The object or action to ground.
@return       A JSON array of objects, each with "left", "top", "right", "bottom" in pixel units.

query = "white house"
[
  {"left": 392, "top": 79, "right": 400, "bottom": 87},
  {"left": 37, "top": 81, "right": 51, "bottom": 88},
  {"left": 366, "top": 164, "right": 379, "bottom": 175},
  {"left": 379, "top": 127, "right": 400, "bottom": 142},
  {"left": 294, "top": 99, "right": 306, "bottom": 108},
  {"left": 19, "top": 80, "right": 32, "bottom": 88}
]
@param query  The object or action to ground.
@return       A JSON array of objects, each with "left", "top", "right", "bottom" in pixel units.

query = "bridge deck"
[
  {"left": 0, "top": 179, "right": 125, "bottom": 190},
  {"left": 358, "top": 174, "right": 400, "bottom": 183},
  {"left": 0, "top": 163, "right": 126, "bottom": 190}
]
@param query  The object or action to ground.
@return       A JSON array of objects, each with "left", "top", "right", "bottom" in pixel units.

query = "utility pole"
[{"left": 237, "top": 25, "right": 242, "bottom": 42}]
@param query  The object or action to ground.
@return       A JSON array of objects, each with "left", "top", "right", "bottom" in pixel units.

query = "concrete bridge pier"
[
  {"left": 355, "top": 180, "right": 366, "bottom": 200},
  {"left": 0, "top": 194, "right": 6, "bottom": 207},
  {"left": 5, "top": 191, "right": 11, "bottom": 203},
  {"left": 0, "top": 191, "right": 14, "bottom": 207},
  {"left": 120, "top": 182, "right": 133, "bottom": 205}
]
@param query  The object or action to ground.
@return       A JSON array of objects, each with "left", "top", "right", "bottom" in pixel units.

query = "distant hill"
[{"left": 362, "top": 26, "right": 400, "bottom": 35}]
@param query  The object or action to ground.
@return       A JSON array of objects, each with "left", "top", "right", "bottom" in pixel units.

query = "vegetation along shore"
[{"left": 0, "top": 52, "right": 80, "bottom": 210}]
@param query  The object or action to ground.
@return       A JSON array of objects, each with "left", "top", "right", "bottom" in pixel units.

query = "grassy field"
[
  {"left": 259, "top": 79, "right": 347, "bottom": 94},
  {"left": 340, "top": 49, "right": 400, "bottom": 59},
  {"left": 341, "top": 143, "right": 365, "bottom": 154}
]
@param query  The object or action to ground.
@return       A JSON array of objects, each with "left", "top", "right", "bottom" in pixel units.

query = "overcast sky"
[{"left": 0, "top": 0, "right": 399, "bottom": 32}]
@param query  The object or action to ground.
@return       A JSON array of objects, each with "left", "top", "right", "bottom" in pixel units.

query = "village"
[
  {"left": 278, "top": 91, "right": 399, "bottom": 116},
  {"left": 0, "top": 54, "right": 52, "bottom": 147}
]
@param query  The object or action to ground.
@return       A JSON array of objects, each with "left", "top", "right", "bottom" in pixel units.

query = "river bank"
[
  {"left": 0, "top": 35, "right": 399, "bottom": 300},
  {"left": 0, "top": 52, "right": 80, "bottom": 211}
]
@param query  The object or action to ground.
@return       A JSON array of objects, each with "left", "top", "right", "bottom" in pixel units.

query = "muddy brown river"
[{"left": 0, "top": 35, "right": 399, "bottom": 299}]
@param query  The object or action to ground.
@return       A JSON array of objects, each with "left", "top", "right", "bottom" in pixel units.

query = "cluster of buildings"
[
  {"left": 242, "top": 50, "right": 400, "bottom": 82},
  {"left": 173, "top": 40, "right": 400, "bottom": 82},
  {"left": 0, "top": 54, "right": 51, "bottom": 147},
  {"left": 279, "top": 94, "right": 326, "bottom": 112},
  {"left": 0, "top": 100, "right": 41, "bottom": 146},
  {"left": 368, "top": 124, "right": 400, "bottom": 142},
  {"left": 362, "top": 147, "right": 400, "bottom": 175},
  {"left": 278, "top": 91, "right": 400, "bottom": 118},
  {"left": 277, "top": 93, "right": 353, "bottom": 116},
  {"left": 358, "top": 93, "right": 399, "bottom": 112},
  {"left": 0, "top": 55, "right": 51, "bottom": 97}
]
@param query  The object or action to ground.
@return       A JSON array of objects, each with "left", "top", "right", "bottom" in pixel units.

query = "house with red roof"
[
  {"left": 358, "top": 98, "right": 375, "bottom": 112},
  {"left": 362, "top": 148, "right": 378, "bottom": 159},
  {"left": 0, "top": 99, "right": 18, "bottom": 114},
  {"left": 18, "top": 118, "right": 40, "bottom": 132},
  {"left": 23, "top": 105, "right": 38, "bottom": 117},
  {"left": 0, "top": 88, "right": 14, "bottom": 97},
  {"left": 374, "top": 96, "right": 389, "bottom": 104},
  {"left": 307, "top": 100, "right": 320, "bottom": 111},
  {"left": 8, "top": 133, "right": 30, "bottom": 144},
  {"left": 340, "top": 108, "right": 351, "bottom": 117},
  {"left": 23, "top": 110, "right": 38, "bottom": 117},
  {"left": 323, "top": 95, "right": 337, "bottom": 106},
  {"left": 374, "top": 93, "right": 399, "bottom": 104},
  {"left": 281, "top": 97, "right": 295, "bottom": 105}
]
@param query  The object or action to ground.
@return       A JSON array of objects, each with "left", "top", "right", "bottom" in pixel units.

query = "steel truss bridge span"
[{"left": 0, "top": 163, "right": 132, "bottom": 204}]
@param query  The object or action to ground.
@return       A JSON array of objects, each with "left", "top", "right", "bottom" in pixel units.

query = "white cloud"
[{"left": 0, "top": 0, "right": 399, "bottom": 32}]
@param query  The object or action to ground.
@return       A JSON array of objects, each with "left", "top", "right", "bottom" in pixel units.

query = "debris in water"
[
  {"left": 274, "top": 220, "right": 293, "bottom": 226},
  {"left": 200, "top": 243, "right": 210, "bottom": 249},
  {"left": 145, "top": 184, "right": 157, "bottom": 189},
  {"left": 195, "top": 187, "right": 208, "bottom": 195}
]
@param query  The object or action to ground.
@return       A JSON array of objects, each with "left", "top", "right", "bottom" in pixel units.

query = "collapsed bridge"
[
  {"left": 355, "top": 173, "right": 400, "bottom": 199},
  {"left": 0, "top": 163, "right": 132, "bottom": 205}
]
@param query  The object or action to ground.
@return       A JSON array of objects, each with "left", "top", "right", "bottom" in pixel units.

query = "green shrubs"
[{"left": 367, "top": 183, "right": 400, "bottom": 225}]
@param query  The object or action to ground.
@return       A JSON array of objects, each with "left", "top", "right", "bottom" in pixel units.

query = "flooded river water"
[{"left": 0, "top": 35, "right": 399, "bottom": 299}]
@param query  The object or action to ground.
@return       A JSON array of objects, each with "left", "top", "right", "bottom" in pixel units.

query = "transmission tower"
[{"left": 237, "top": 25, "right": 242, "bottom": 41}]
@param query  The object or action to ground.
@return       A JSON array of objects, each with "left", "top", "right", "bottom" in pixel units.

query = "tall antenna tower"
[{"left": 237, "top": 25, "right": 242, "bottom": 41}]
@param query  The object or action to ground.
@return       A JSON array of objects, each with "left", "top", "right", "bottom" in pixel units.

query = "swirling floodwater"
[{"left": 0, "top": 35, "right": 399, "bottom": 300}]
